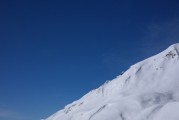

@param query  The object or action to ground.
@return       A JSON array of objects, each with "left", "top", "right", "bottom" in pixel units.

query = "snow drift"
[{"left": 45, "top": 43, "right": 179, "bottom": 120}]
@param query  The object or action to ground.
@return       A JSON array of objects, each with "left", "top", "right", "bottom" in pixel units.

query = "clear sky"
[{"left": 0, "top": 0, "right": 179, "bottom": 120}]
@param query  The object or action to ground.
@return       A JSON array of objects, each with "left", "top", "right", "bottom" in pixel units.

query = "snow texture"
[{"left": 45, "top": 43, "right": 179, "bottom": 120}]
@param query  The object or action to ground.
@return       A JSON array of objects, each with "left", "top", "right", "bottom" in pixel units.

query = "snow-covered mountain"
[{"left": 45, "top": 43, "right": 179, "bottom": 120}]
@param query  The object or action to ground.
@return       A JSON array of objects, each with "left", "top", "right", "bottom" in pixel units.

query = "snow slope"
[{"left": 45, "top": 43, "right": 179, "bottom": 120}]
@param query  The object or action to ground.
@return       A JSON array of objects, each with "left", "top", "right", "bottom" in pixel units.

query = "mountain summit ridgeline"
[{"left": 45, "top": 43, "right": 179, "bottom": 120}]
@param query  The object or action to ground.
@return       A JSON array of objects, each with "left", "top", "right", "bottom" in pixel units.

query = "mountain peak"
[
  {"left": 45, "top": 44, "right": 179, "bottom": 120},
  {"left": 166, "top": 43, "right": 179, "bottom": 52},
  {"left": 164, "top": 43, "right": 179, "bottom": 57},
  {"left": 168, "top": 43, "right": 179, "bottom": 49}
]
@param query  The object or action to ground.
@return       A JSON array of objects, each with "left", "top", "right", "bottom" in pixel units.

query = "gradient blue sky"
[{"left": 0, "top": 0, "right": 179, "bottom": 120}]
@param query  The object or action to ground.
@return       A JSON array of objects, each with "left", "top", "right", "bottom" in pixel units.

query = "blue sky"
[{"left": 0, "top": 0, "right": 179, "bottom": 120}]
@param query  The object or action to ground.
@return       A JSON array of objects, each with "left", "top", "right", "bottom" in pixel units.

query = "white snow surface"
[{"left": 45, "top": 43, "right": 179, "bottom": 120}]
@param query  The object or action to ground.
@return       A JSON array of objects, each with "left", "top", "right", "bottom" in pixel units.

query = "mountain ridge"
[{"left": 45, "top": 43, "right": 179, "bottom": 120}]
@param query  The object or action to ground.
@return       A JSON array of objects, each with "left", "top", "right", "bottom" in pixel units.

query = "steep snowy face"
[{"left": 45, "top": 43, "right": 179, "bottom": 120}]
